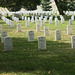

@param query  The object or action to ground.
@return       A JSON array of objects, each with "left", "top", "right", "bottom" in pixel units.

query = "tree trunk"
[{"left": 54, "top": 0, "right": 65, "bottom": 15}]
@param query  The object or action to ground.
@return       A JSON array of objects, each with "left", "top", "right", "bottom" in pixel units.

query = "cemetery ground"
[{"left": 0, "top": 19, "right": 75, "bottom": 75}]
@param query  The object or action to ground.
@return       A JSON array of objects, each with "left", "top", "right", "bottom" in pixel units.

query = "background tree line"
[
  {"left": 0, "top": 0, "right": 75, "bottom": 15},
  {"left": 0, "top": 0, "right": 41, "bottom": 11}
]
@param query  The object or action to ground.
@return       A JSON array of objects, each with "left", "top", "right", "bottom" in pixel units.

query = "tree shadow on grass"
[
  {"left": 0, "top": 37, "right": 75, "bottom": 75},
  {"left": 12, "top": 37, "right": 73, "bottom": 52}
]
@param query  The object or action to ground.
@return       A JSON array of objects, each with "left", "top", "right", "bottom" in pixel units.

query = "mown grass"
[{"left": 0, "top": 19, "right": 75, "bottom": 75}]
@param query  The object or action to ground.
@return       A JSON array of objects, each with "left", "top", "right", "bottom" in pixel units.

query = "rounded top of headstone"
[
  {"left": 29, "top": 30, "right": 34, "bottom": 32},
  {"left": 5, "top": 36, "right": 12, "bottom": 39},
  {"left": 1, "top": 31, "right": 7, "bottom": 33},
  {"left": 28, "top": 31, "right": 34, "bottom": 33},
  {"left": 38, "top": 36, "right": 46, "bottom": 38},
  {"left": 55, "top": 29, "right": 60, "bottom": 31},
  {"left": 71, "top": 35, "right": 75, "bottom": 39}
]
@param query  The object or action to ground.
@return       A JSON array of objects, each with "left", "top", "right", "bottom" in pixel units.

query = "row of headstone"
[
  {"left": 1, "top": 10, "right": 75, "bottom": 20},
  {"left": 2, "top": 13, "right": 73, "bottom": 28},
  {"left": 15, "top": 10, "right": 60, "bottom": 16},
  {"left": 0, "top": 26, "right": 74, "bottom": 51},
  {"left": 0, "top": 15, "right": 13, "bottom": 51},
  {"left": 25, "top": 16, "right": 64, "bottom": 26},
  {"left": 12, "top": 16, "right": 19, "bottom": 22},
  {"left": 17, "top": 21, "right": 73, "bottom": 36},
  {"left": 28, "top": 30, "right": 75, "bottom": 49},
  {"left": 11, "top": 11, "right": 75, "bottom": 17},
  {"left": 0, "top": 29, "right": 46, "bottom": 50},
  {"left": 24, "top": 16, "right": 67, "bottom": 28},
  {"left": 0, "top": 16, "right": 13, "bottom": 51},
  {"left": 28, "top": 30, "right": 61, "bottom": 41},
  {"left": 1, "top": 30, "right": 75, "bottom": 50},
  {"left": 1, "top": 16, "right": 14, "bottom": 27},
  {"left": 1, "top": 12, "right": 75, "bottom": 50},
  {"left": 64, "top": 11, "right": 75, "bottom": 16},
  {"left": 14, "top": 14, "right": 74, "bottom": 27},
  {"left": 16, "top": 11, "right": 74, "bottom": 21}
]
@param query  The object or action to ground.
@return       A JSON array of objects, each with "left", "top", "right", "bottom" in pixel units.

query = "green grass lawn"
[{"left": 0, "top": 19, "right": 75, "bottom": 75}]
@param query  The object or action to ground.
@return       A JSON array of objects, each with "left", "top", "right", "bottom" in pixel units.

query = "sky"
[{"left": 50, "top": 0, "right": 54, "bottom": 1}]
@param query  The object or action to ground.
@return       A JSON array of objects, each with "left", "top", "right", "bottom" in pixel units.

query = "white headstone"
[
  {"left": 22, "top": 16, "right": 24, "bottom": 20},
  {"left": 67, "top": 12, "right": 69, "bottom": 16},
  {"left": 28, "top": 31, "right": 34, "bottom": 42},
  {"left": 51, "top": 14, "right": 53, "bottom": 19},
  {"left": 25, "top": 16, "right": 27, "bottom": 20},
  {"left": 71, "top": 16, "right": 74, "bottom": 21},
  {"left": 39, "top": 17, "right": 41, "bottom": 21},
  {"left": 9, "top": 20, "right": 11, "bottom": 26},
  {"left": 71, "top": 35, "right": 75, "bottom": 48},
  {"left": 35, "top": 19, "right": 39, "bottom": 25},
  {"left": 1, "top": 31, "right": 7, "bottom": 43},
  {"left": 28, "top": 17, "right": 30, "bottom": 21},
  {"left": 41, "top": 15, "right": 43, "bottom": 20},
  {"left": 55, "top": 30, "right": 61, "bottom": 40},
  {"left": 55, "top": 13, "right": 57, "bottom": 18},
  {"left": 38, "top": 36, "right": 46, "bottom": 50},
  {"left": 55, "top": 20, "right": 59, "bottom": 26},
  {"left": 49, "top": 17, "right": 52, "bottom": 24},
  {"left": 44, "top": 18, "right": 46, "bottom": 23},
  {"left": 45, "top": 16, "right": 47, "bottom": 21},
  {"left": 31, "top": 17, "right": 34, "bottom": 23},
  {"left": 60, "top": 15, "right": 62, "bottom": 19},
  {"left": 55, "top": 18, "right": 58, "bottom": 22},
  {"left": 26, "top": 20, "right": 30, "bottom": 27},
  {"left": 49, "top": 12, "right": 51, "bottom": 15},
  {"left": 6, "top": 19, "right": 9, "bottom": 25},
  {"left": 61, "top": 18, "right": 65, "bottom": 24},
  {"left": 10, "top": 21, "right": 14, "bottom": 27},
  {"left": 35, "top": 16, "right": 37, "bottom": 20},
  {"left": 41, "top": 20, "right": 44, "bottom": 26},
  {"left": 67, "top": 25, "right": 72, "bottom": 35},
  {"left": 0, "top": 25, "right": 2, "bottom": 33},
  {"left": 17, "top": 24, "right": 22, "bottom": 32},
  {"left": 69, "top": 19, "right": 73, "bottom": 25},
  {"left": 4, "top": 37, "right": 13, "bottom": 51},
  {"left": 72, "top": 12, "right": 74, "bottom": 16},
  {"left": 36, "top": 23, "right": 41, "bottom": 32},
  {"left": 16, "top": 18, "right": 19, "bottom": 23},
  {"left": 44, "top": 26, "right": 49, "bottom": 36}
]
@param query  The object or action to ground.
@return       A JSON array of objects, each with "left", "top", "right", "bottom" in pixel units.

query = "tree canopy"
[
  {"left": 69, "top": 2, "right": 75, "bottom": 11},
  {"left": 54, "top": 0, "right": 74, "bottom": 15},
  {"left": 0, "top": 0, "right": 41, "bottom": 11},
  {"left": 41, "top": 0, "right": 52, "bottom": 11},
  {"left": 0, "top": 0, "right": 75, "bottom": 15}
]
